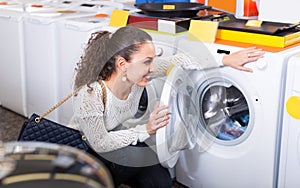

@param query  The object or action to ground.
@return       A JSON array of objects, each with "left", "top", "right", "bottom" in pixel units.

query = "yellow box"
[{"left": 216, "top": 29, "right": 300, "bottom": 48}]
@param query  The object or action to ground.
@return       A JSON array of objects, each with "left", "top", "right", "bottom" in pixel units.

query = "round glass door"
[{"left": 200, "top": 82, "right": 249, "bottom": 142}]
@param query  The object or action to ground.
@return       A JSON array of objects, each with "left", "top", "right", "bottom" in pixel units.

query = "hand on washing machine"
[
  {"left": 222, "top": 47, "right": 265, "bottom": 72},
  {"left": 146, "top": 102, "right": 170, "bottom": 135}
]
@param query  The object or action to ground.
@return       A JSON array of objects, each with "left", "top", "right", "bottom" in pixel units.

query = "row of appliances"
[
  {"left": 142, "top": 32, "right": 300, "bottom": 187},
  {"left": 0, "top": 0, "right": 122, "bottom": 123},
  {"left": 1, "top": 1, "right": 300, "bottom": 187}
]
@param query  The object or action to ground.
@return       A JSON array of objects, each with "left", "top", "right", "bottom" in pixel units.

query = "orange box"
[{"left": 208, "top": 0, "right": 236, "bottom": 13}]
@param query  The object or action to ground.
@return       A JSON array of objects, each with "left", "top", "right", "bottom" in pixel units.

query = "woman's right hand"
[
  {"left": 222, "top": 47, "right": 265, "bottom": 72},
  {"left": 146, "top": 102, "right": 170, "bottom": 135}
]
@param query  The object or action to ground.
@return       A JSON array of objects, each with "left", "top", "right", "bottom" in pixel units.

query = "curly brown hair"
[{"left": 74, "top": 26, "right": 152, "bottom": 89}]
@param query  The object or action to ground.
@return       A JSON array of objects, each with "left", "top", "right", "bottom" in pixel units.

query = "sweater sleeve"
[
  {"left": 73, "top": 84, "right": 149, "bottom": 153},
  {"left": 153, "top": 53, "right": 224, "bottom": 77}
]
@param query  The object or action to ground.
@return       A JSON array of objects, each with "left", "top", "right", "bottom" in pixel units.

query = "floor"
[
  {"left": 0, "top": 106, "right": 26, "bottom": 142},
  {"left": 0, "top": 105, "right": 186, "bottom": 188}
]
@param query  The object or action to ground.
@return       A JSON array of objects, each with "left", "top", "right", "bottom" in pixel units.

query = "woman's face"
[{"left": 125, "top": 41, "right": 156, "bottom": 87}]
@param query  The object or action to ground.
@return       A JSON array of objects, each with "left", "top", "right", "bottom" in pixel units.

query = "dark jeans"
[{"left": 88, "top": 142, "right": 172, "bottom": 188}]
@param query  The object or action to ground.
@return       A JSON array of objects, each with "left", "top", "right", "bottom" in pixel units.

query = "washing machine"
[
  {"left": 23, "top": 3, "right": 99, "bottom": 121},
  {"left": 0, "top": 0, "right": 52, "bottom": 116},
  {"left": 0, "top": 0, "right": 86, "bottom": 117},
  {"left": 0, "top": 9, "right": 27, "bottom": 116},
  {"left": 153, "top": 37, "right": 300, "bottom": 188},
  {"left": 277, "top": 55, "right": 300, "bottom": 188}
]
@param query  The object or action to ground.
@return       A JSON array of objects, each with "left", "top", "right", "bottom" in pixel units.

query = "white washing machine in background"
[
  {"left": 153, "top": 36, "right": 300, "bottom": 188},
  {"left": 0, "top": 0, "right": 80, "bottom": 117},
  {"left": 23, "top": 3, "right": 99, "bottom": 121},
  {"left": 0, "top": 0, "right": 59, "bottom": 117},
  {"left": 0, "top": 0, "right": 54, "bottom": 116},
  {"left": 278, "top": 55, "right": 300, "bottom": 188},
  {"left": 0, "top": 9, "right": 27, "bottom": 116}
]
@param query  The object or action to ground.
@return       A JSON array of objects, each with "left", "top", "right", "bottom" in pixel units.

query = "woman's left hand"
[{"left": 222, "top": 47, "right": 265, "bottom": 72}]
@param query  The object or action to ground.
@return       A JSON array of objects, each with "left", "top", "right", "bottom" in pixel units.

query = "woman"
[{"left": 71, "top": 26, "right": 264, "bottom": 187}]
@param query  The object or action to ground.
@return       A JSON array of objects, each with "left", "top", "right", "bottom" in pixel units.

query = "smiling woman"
[{"left": 70, "top": 26, "right": 173, "bottom": 188}]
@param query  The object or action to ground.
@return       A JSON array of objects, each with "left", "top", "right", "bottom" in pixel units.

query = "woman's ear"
[{"left": 115, "top": 56, "right": 127, "bottom": 71}]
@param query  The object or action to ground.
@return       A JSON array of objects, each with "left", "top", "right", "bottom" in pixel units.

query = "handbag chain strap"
[{"left": 35, "top": 80, "right": 107, "bottom": 123}]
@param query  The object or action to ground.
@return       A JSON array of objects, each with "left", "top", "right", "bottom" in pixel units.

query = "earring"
[{"left": 122, "top": 72, "right": 127, "bottom": 82}]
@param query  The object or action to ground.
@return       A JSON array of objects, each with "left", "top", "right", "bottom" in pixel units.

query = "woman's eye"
[{"left": 144, "top": 59, "right": 152, "bottom": 64}]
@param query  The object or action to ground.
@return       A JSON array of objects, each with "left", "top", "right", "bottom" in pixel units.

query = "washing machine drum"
[
  {"left": 0, "top": 142, "right": 113, "bottom": 188},
  {"left": 200, "top": 83, "right": 249, "bottom": 141}
]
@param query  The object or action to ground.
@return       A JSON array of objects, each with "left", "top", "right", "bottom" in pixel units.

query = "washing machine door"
[{"left": 156, "top": 66, "right": 200, "bottom": 168}]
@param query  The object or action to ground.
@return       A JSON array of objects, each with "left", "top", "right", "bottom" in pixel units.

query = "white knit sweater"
[{"left": 70, "top": 53, "right": 223, "bottom": 153}]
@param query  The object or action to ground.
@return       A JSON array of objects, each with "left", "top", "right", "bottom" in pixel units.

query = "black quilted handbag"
[
  {"left": 18, "top": 113, "right": 90, "bottom": 151},
  {"left": 18, "top": 80, "right": 107, "bottom": 152}
]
